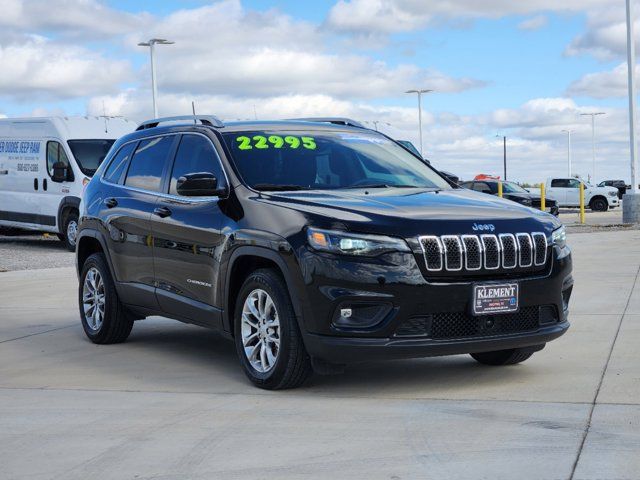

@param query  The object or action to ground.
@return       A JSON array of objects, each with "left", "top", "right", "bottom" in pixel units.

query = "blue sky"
[{"left": 0, "top": 0, "right": 636, "bottom": 182}]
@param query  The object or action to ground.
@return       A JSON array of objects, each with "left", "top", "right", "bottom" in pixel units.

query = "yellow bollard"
[
  {"left": 579, "top": 182, "right": 586, "bottom": 224},
  {"left": 540, "top": 182, "right": 546, "bottom": 212},
  {"left": 498, "top": 181, "right": 503, "bottom": 198}
]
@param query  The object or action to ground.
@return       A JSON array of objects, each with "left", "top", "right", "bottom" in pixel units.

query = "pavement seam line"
[
  {"left": 0, "top": 324, "right": 76, "bottom": 344},
  {"left": 568, "top": 262, "right": 640, "bottom": 480}
]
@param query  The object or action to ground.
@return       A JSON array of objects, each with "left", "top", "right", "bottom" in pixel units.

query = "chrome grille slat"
[
  {"left": 419, "top": 232, "right": 548, "bottom": 273},
  {"left": 499, "top": 233, "right": 517, "bottom": 269},
  {"left": 532, "top": 232, "right": 548, "bottom": 266},
  {"left": 481, "top": 235, "right": 500, "bottom": 270},
  {"left": 441, "top": 235, "right": 463, "bottom": 271}
]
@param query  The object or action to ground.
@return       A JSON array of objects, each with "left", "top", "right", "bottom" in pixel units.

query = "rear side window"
[
  {"left": 169, "top": 135, "right": 224, "bottom": 195},
  {"left": 473, "top": 182, "right": 492, "bottom": 193},
  {"left": 551, "top": 179, "right": 569, "bottom": 188},
  {"left": 104, "top": 142, "right": 136, "bottom": 184},
  {"left": 124, "top": 136, "right": 174, "bottom": 192}
]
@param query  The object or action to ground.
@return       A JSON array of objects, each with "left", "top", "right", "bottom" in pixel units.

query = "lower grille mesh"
[{"left": 395, "top": 306, "right": 549, "bottom": 339}]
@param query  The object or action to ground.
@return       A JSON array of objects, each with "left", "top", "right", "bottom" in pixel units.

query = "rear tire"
[
  {"left": 61, "top": 211, "right": 79, "bottom": 251},
  {"left": 79, "top": 253, "right": 133, "bottom": 344},
  {"left": 590, "top": 197, "right": 608, "bottom": 212},
  {"left": 470, "top": 347, "right": 537, "bottom": 366},
  {"left": 234, "top": 268, "right": 312, "bottom": 390}
]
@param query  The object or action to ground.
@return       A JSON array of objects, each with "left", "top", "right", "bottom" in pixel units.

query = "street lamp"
[
  {"left": 496, "top": 134, "right": 507, "bottom": 180},
  {"left": 580, "top": 112, "right": 605, "bottom": 183},
  {"left": 138, "top": 38, "right": 174, "bottom": 118},
  {"left": 562, "top": 130, "right": 575, "bottom": 177},
  {"left": 405, "top": 89, "right": 433, "bottom": 156}
]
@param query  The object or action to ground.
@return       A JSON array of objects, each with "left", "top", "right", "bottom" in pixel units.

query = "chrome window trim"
[
  {"left": 532, "top": 232, "right": 548, "bottom": 266},
  {"left": 499, "top": 233, "right": 518, "bottom": 269},
  {"left": 480, "top": 234, "right": 501, "bottom": 270},
  {"left": 461, "top": 235, "right": 483, "bottom": 271},
  {"left": 516, "top": 233, "right": 533, "bottom": 268},
  {"left": 441, "top": 235, "right": 463, "bottom": 271},
  {"left": 419, "top": 235, "right": 443, "bottom": 272},
  {"left": 99, "top": 131, "right": 230, "bottom": 203}
]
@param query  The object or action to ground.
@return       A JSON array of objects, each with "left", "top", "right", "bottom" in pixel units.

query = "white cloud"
[
  {"left": 518, "top": 15, "right": 549, "bottom": 31},
  {"left": 564, "top": 8, "right": 640, "bottom": 61},
  {"left": 566, "top": 63, "right": 635, "bottom": 98},
  {"left": 0, "top": 0, "right": 149, "bottom": 39},
  {"left": 89, "top": 90, "right": 632, "bottom": 184},
  {"left": 326, "top": 0, "right": 615, "bottom": 33},
  {"left": 0, "top": 37, "right": 131, "bottom": 99},
  {"left": 128, "top": 0, "right": 485, "bottom": 99}
]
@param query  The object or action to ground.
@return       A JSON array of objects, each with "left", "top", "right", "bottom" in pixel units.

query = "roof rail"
[
  {"left": 136, "top": 115, "right": 224, "bottom": 131},
  {"left": 286, "top": 117, "right": 366, "bottom": 129}
]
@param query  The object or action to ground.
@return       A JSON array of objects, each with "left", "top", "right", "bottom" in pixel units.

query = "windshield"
[
  {"left": 67, "top": 139, "right": 116, "bottom": 176},
  {"left": 222, "top": 130, "right": 451, "bottom": 191},
  {"left": 502, "top": 181, "right": 529, "bottom": 194}
]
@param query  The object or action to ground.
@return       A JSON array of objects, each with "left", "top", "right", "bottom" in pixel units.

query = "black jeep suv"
[{"left": 76, "top": 116, "right": 573, "bottom": 389}]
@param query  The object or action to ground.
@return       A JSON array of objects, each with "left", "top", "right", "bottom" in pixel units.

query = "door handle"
[
  {"left": 104, "top": 198, "right": 118, "bottom": 208},
  {"left": 153, "top": 206, "right": 172, "bottom": 218}
]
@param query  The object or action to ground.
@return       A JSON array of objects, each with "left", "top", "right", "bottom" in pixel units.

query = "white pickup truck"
[{"left": 542, "top": 177, "right": 620, "bottom": 212}]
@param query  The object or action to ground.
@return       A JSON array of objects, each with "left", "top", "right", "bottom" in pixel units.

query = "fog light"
[{"left": 332, "top": 303, "right": 393, "bottom": 329}]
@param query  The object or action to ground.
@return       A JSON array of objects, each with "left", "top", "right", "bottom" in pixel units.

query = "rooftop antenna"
[
  {"left": 192, "top": 101, "right": 197, "bottom": 124},
  {"left": 102, "top": 101, "right": 108, "bottom": 133}
]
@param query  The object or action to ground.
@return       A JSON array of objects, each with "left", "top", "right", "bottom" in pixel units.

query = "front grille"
[
  {"left": 419, "top": 232, "right": 548, "bottom": 274},
  {"left": 394, "top": 306, "right": 551, "bottom": 339}
]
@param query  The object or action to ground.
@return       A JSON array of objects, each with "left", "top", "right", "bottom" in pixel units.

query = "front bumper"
[
  {"left": 304, "top": 321, "right": 568, "bottom": 363},
  {"left": 295, "top": 244, "right": 573, "bottom": 363}
]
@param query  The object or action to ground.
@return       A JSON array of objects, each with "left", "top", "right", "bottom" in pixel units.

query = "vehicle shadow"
[{"left": 114, "top": 318, "right": 534, "bottom": 396}]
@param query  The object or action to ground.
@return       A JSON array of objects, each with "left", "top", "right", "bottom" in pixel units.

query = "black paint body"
[{"left": 77, "top": 121, "right": 573, "bottom": 363}]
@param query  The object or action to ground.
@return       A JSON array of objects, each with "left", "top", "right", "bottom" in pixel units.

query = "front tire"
[
  {"left": 470, "top": 347, "right": 538, "bottom": 366},
  {"left": 234, "top": 269, "right": 312, "bottom": 390},
  {"left": 590, "top": 197, "right": 608, "bottom": 212},
  {"left": 79, "top": 253, "right": 133, "bottom": 344},
  {"left": 60, "top": 211, "right": 79, "bottom": 251}
]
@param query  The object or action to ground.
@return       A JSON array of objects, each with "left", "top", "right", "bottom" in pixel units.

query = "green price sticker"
[{"left": 236, "top": 135, "right": 317, "bottom": 151}]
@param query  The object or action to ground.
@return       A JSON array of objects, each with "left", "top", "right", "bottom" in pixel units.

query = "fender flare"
[
  {"left": 222, "top": 245, "right": 304, "bottom": 334},
  {"left": 75, "top": 228, "right": 116, "bottom": 281},
  {"left": 57, "top": 196, "right": 81, "bottom": 233}
]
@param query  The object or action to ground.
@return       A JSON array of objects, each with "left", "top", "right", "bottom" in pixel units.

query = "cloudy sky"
[{"left": 0, "top": 0, "right": 638, "bottom": 183}]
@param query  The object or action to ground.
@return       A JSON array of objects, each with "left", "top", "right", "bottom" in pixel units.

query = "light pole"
[
  {"left": 496, "top": 135, "right": 507, "bottom": 180},
  {"left": 562, "top": 130, "right": 574, "bottom": 177},
  {"left": 580, "top": 112, "right": 605, "bottom": 183},
  {"left": 138, "top": 38, "right": 174, "bottom": 118},
  {"left": 405, "top": 89, "right": 432, "bottom": 156}
]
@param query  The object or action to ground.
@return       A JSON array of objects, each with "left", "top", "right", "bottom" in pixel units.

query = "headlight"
[
  {"left": 551, "top": 226, "right": 567, "bottom": 249},
  {"left": 307, "top": 227, "right": 410, "bottom": 256},
  {"left": 608, "top": 191, "right": 617, "bottom": 197}
]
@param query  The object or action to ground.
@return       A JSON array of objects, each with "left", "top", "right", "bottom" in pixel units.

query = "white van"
[{"left": 0, "top": 117, "right": 135, "bottom": 250}]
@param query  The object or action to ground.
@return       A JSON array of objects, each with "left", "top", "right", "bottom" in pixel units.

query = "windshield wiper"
[
  {"left": 253, "top": 183, "right": 312, "bottom": 191},
  {"left": 342, "top": 183, "right": 420, "bottom": 189}
]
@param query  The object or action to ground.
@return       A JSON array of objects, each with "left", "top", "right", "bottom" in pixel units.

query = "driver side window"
[
  {"left": 567, "top": 179, "right": 581, "bottom": 189},
  {"left": 46, "top": 141, "right": 72, "bottom": 180}
]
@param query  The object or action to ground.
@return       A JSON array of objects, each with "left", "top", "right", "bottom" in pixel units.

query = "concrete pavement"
[{"left": 1, "top": 231, "right": 639, "bottom": 479}]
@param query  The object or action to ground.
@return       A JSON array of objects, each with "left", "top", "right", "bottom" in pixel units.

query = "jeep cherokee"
[{"left": 76, "top": 115, "right": 573, "bottom": 390}]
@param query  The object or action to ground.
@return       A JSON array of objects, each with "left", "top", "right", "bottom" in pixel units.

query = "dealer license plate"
[{"left": 473, "top": 283, "right": 519, "bottom": 316}]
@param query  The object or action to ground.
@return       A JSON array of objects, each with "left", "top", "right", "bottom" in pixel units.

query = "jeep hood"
[{"left": 258, "top": 187, "right": 561, "bottom": 237}]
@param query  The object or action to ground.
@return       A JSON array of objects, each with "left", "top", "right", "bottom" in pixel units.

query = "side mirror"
[
  {"left": 176, "top": 172, "right": 226, "bottom": 197},
  {"left": 51, "top": 162, "right": 68, "bottom": 183}
]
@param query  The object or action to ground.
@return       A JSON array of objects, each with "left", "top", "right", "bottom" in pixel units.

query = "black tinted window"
[
  {"left": 46, "top": 141, "right": 70, "bottom": 176},
  {"left": 125, "top": 136, "right": 174, "bottom": 192},
  {"left": 473, "top": 182, "right": 492, "bottom": 193},
  {"left": 169, "top": 135, "right": 224, "bottom": 195},
  {"left": 104, "top": 142, "right": 136, "bottom": 184},
  {"left": 551, "top": 179, "right": 569, "bottom": 187}
]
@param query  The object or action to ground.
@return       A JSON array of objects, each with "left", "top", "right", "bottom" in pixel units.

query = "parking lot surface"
[{"left": 1, "top": 230, "right": 639, "bottom": 479}]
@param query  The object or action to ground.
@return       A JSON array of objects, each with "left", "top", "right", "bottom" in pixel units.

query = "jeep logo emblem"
[{"left": 472, "top": 223, "right": 495, "bottom": 232}]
